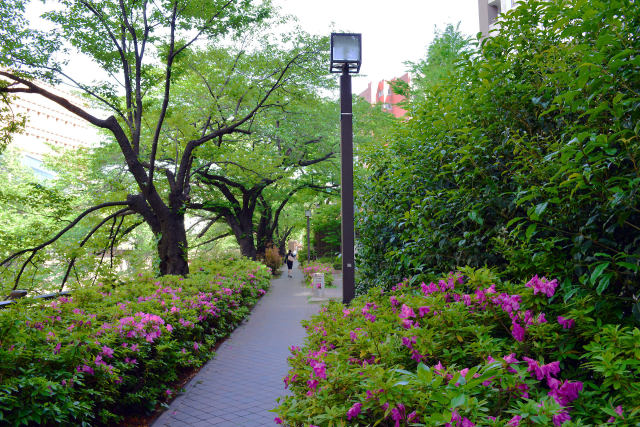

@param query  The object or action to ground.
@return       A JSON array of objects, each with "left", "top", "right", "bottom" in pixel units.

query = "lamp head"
[{"left": 330, "top": 33, "right": 362, "bottom": 74}]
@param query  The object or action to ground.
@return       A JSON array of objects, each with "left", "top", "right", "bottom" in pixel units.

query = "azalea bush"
[
  {"left": 0, "top": 256, "right": 271, "bottom": 426},
  {"left": 301, "top": 262, "right": 334, "bottom": 288},
  {"left": 274, "top": 268, "right": 639, "bottom": 426}
]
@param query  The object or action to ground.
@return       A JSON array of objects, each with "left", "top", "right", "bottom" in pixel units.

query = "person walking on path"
[{"left": 285, "top": 250, "right": 296, "bottom": 278}]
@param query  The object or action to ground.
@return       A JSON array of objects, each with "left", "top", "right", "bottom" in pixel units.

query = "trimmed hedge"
[{"left": 0, "top": 257, "right": 271, "bottom": 426}]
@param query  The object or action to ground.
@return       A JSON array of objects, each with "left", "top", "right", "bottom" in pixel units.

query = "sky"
[
  {"left": 273, "top": 0, "right": 480, "bottom": 94},
  {"left": 25, "top": 0, "right": 480, "bottom": 96}
]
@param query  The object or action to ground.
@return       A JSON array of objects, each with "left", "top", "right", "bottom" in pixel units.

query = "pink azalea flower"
[
  {"left": 307, "top": 379, "right": 318, "bottom": 391},
  {"left": 607, "top": 405, "right": 624, "bottom": 422},
  {"left": 80, "top": 364, "right": 94, "bottom": 375},
  {"left": 421, "top": 282, "right": 438, "bottom": 296},
  {"left": 557, "top": 316, "right": 575, "bottom": 329},
  {"left": 511, "top": 321, "right": 525, "bottom": 342},
  {"left": 274, "top": 417, "right": 283, "bottom": 424},
  {"left": 391, "top": 404, "right": 405, "bottom": 426},
  {"left": 507, "top": 415, "right": 522, "bottom": 426},
  {"left": 101, "top": 346, "right": 114, "bottom": 358},
  {"left": 346, "top": 402, "right": 362, "bottom": 421},
  {"left": 525, "top": 275, "right": 558, "bottom": 297},
  {"left": 549, "top": 380, "right": 583, "bottom": 406},
  {"left": 411, "top": 350, "right": 424, "bottom": 362},
  {"left": 312, "top": 361, "right": 327, "bottom": 379},
  {"left": 552, "top": 410, "right": 571, "bottom": 426},
  {"left": 503, "top": 353, "right": 518, "bottom": 364},
  {"left": 418, "top": 306, "right": 431, "bottom": 317},
  {"left": 399, "top": 304, "right": 416, "bottom": 319},
  {"left": 401, "top": 336, "right": 417, "bottom": 349}
]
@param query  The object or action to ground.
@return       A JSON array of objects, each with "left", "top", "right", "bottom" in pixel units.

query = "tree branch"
[
  {"left": 1, "top": 201, "right": 130, "bottom": 289},
  {"left": 60, "top": 208, "right": 133, "bottom": 289},
  {"left": 191, "top": 233, "right": 231, "bottom": 249}
]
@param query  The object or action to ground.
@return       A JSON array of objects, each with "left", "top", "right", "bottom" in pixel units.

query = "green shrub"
[
  {"left": 264, "top": 244, "right": 284, "bottom": 275},
  {"left": 0, "top": 256, "right": 271, "bottom": 425},
  {"left": 311, "top": 204, "right": 341, "bottom": 258},
  {"left": 274, "top": 268, "right": 639, "bottom": 426},
  {"left": 355, "top": 0, "right": 640, "bottom": 316}
]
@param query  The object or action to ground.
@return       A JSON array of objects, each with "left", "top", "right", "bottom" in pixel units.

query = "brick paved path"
[{"left": 153, "top": 261, "right": 324, "bottom": 427}]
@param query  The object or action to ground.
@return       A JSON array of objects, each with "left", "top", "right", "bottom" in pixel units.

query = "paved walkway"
[{"left": 153, "top": 261, "right": 339, "bottom": 427}]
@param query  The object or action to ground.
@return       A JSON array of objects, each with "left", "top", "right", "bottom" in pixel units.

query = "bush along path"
[
  {"left": 0, "top": 257, "right": 272, "bottom": 426},
  {"left": 274, "top": 267, "right": 639, "bottom": 426},
  {"left": 153, "top": 260, "right": 320, "bottom": 427}
]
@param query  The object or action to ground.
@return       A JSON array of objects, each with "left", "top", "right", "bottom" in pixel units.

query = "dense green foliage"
[
  {"left": 275, "top": 269, "right": 639, "bottom": 425},
  {"left": 356, "top": 0, "right": 640, "bottom": 321},
  {"left": 0, "top": 256, "right": 271, "bottom": 425},
  {"left": 311, "top": 203, "right": 341, "bottom": 259}
]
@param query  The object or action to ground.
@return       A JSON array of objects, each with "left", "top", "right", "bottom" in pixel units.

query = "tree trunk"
[
  {"left": 157, "top": 213, "right": 189, "bottom": 275},
  {"left": 228, "top": 214, "right": 256, "bottom": 259},
  {"left": 255, "top": 215, "right": 272, "bottom": 257}
]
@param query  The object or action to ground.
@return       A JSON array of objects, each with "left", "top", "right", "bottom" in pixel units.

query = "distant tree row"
[{"left": 0, "top": 0, "right": 388, "bottom": 292}]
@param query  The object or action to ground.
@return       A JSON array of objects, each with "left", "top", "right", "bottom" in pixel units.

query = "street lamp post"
[
  {"left": 330, "top": 33, "right": 361, "bottom": 305},
  {"left": 305, "top": 210, "right": 311, "bottom": 262}
]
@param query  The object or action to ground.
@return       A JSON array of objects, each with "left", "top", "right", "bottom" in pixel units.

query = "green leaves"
[{"left": 355, "top": 0, "right": 640, "bottom": 308}]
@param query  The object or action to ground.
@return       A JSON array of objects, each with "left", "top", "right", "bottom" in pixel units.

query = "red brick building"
[{"left": 358, "top": 73, "right": 411, "bottom": 118}]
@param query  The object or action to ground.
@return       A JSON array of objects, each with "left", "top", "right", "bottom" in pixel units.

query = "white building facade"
[
  {"left": 6, "top": 81, "right": 100, "bottom": 177},
  {"left": 478, "top": 0, "right": 520, "bottom": 37}
]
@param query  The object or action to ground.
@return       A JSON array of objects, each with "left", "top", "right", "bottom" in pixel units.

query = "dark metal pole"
[
  {"left": 340, "top": 65, "right": 355, "bottom": 304},
  {"left": 306, "top": 215, "right": 311, "bottom": 262}
]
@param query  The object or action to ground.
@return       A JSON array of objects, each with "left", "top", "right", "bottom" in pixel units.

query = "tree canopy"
[{"left": 0, "top": 0, "right": 332, "bottom": 285}]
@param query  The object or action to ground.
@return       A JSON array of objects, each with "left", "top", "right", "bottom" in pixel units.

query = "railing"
[{"left": 0, "top": 290, "right": 72, "bottom": 309}]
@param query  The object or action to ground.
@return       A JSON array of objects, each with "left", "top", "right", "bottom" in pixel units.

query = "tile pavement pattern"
[{"left": 153, "top": 261, "right": 322, "bottom": 427}]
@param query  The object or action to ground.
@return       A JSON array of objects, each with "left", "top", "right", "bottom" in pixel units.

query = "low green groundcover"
[
  {"left": 0, "top": 257, "right": 271, "bottom": 426},
  {"left": 274, "top": 268, "right": 639, "bottom": 426}
]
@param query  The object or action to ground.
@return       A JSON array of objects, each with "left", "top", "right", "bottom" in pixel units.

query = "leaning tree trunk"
[{"left": 156, "top": 212, "right": 189, "bottom": 275}]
